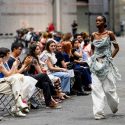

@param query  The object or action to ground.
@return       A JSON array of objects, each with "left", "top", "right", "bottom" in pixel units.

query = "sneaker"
[
  {"left": 22, "top": 108, "right": 30, "bottom": 113},
  {"left": 16, "top": 96, "right": 29, "bottom": 109},
  {"left": 112, "top": 108, "right": 118, "bottom": 114},
  {"left": 95, "top": 114, "right": 105, "bottom": 120},
  {"left": 15, "top": 109, "right": 26, "bottom": 117},
  {"left": 11, "top": 106, "right": 26, "bottom": 117},
  {"left": 0, "top": 117, "right": 3, "bottom": 121}
]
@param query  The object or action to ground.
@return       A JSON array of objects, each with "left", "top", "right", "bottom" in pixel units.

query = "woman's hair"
[
  {"left": 71, "top": 38, "right": 79, "bottom": 48},
  {"left": 28, "top": 43, "right": 38, "bottom": 57},
  {"left": 26, "top": 43, "right": 40, "bottom": 65},
  {"left": 80, "top": 32, "right": 89, "bottom": 40},
  {"left": 62, "top": 33, "right": 72, "bottom": 41},
  {"left": 42, "top": 32, "right": 48, "bottom": 39},
  {"left": 47, "top": 32, "right": 53, "bottom": 39},
  {"left": 100, "top": 15, "right": 107, "bottom": 28},
  {"left": 45, "top": 40, "right": 55, "bottom": 52},
  {"left": 62, "top": 41, "right": 72, "bottom": 54},
  {"left": 0, "top": 47, "right": 10, "bottom": 58}
]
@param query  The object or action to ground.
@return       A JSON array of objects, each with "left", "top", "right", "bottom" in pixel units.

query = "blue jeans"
[{"left": 52, "top": 72, "right": 70, "bottom": 93}]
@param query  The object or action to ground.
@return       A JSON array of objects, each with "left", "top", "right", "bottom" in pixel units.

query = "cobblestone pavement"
[{"left": 0, "top": 37, "right": 125, "bottom": 125}]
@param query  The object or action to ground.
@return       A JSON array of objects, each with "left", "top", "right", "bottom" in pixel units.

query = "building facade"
[{"left": 0, "top": 0, "right": 122, "bottom": 35}]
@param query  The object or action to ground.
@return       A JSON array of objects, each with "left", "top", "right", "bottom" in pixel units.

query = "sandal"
[
  {"left": 54, "top": 98, "right": 62, "bottom": 103},
  {"left": 63, "top": 94, "right": 70, "bottom": 99},
  {"left": 47, "top": 100, "right": 62, "bottom": 109}
]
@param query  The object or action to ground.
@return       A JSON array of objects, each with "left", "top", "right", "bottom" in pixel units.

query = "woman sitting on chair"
[{"left": 0, "top": 47, "right": 37, "bottom": 117}]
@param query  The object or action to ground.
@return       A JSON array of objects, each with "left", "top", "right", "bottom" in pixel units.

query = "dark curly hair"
[
  {"left": 0, "top": 47, "right": 10, "bottom": 58},
  {"left": 101, "top": 15, "right": 107, "bottom": 28}
]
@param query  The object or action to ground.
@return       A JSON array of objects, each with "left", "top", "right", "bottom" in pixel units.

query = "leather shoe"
[{"left": 77, "top": 91, "right": 89, "bottom": 96}]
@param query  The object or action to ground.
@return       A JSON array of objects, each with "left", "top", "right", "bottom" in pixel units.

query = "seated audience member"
[
  {"left": 82, "top": 37, "right": 92, "bottom": 62},
  {"left": 7, "top": 42, "right": 61, "bottom": 108},
  {"left": 61, "top": 41, "right": 91, "bottom": 92},
  {"left": 41, "top": 40, "right": 71, "bottom": 95},
  {"left": 56, "top": 42, "right": 89, "bottom": 95},
  {"left": 0, "top": 47, "right": 37, "bottom": 116},
  {"left": 28, "top": 43, "right": 69, "bottom": 100},
  {"left": 71, "top": 39, "right": 92, "bottom": 91}
]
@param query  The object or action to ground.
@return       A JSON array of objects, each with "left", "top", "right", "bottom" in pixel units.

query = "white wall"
[
  {"left": 61, "top": 0, "right": 77, "bottom": 33},
  {"left": 0, "top": 0, "right": 53, "bottom": 33},
  {"left": 0, "top": 0, "right": 77, "bottom": 34}
]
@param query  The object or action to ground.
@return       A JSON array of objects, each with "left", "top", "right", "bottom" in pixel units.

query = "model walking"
[{"left": 90, "top": 15, "right": 121, "bottom": 120}]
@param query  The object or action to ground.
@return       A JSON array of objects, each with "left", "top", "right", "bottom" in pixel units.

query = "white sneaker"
[
  {"left": 16, "top": 96, "right": 29, "bottom": 109},
  {"left": 11, "top": 106, "right": 26, "bottom": 117},
  {"left": 15, "top": 109, "right": 26, "bottom": 117},
  {"left": 22, "top": 108, "right": 30, "bottom": 113},
  {"left": 95, "top": 114, "right": 105, "bottom": 120}
]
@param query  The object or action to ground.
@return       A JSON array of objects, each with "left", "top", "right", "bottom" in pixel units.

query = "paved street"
[{"left": 0, "top": 37, "right": 125, "bottom": 125}]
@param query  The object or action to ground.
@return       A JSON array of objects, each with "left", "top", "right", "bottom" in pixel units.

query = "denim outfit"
[{"left": 90, "top": 36, "right": 121, "bottom": 118}]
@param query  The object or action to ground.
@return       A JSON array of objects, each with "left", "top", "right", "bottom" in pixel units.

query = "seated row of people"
[
  {"left": 0, "top": 32, "right": 92, "bottom": 117},
  {"left": 0, "top": 47, "right": 36, "bottom": 117}
]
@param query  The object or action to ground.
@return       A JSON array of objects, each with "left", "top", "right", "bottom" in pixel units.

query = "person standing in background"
[
  {"left": 48, "top": 23, "right": 55, "bottom": 33},
  {"left": 71, "top": 20, "right": 78, "bottom": 37}
]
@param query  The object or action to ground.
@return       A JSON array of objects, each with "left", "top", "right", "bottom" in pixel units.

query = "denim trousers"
[
  {"left": 91, "top": 73, "right": 119, "bottom": 117},
  {"left": 52, "top": 72, "right": 71, "bottom": 93}
]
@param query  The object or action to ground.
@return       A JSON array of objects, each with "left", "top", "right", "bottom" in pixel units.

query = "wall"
[
  {"left": 60, "top": 0, "right": 77, "bottom": 33},
  {"left": 77, "top": 2, "right": 89, "bottom": 33},
  {"left": 89, "top": 0, "right": 109, "bottom": 34},
  {"left": 0, "top": 0, "right": 53, "bottom": 34}
]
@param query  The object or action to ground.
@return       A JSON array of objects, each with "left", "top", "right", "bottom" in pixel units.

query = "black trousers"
[
  {"left": 30, "top": 73, "right": 56, "bottom": 106},
  {"left": 72, "top": 70, "right": 83, "bottom": 92}
]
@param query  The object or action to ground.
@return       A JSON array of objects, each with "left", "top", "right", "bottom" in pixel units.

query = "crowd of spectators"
[{"left": 0, "top": 27, "right": 92, "bottom": 117}]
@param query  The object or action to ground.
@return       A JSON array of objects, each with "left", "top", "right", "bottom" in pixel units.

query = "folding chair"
[
  {"left": 29, "top": 88, "right": 44, "bottom": 109},
  {"left": 0, "top": 93, "right": 15, "bottom": 116}
]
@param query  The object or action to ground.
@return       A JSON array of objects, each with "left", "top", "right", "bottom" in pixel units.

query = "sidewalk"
[{"left": 0, "top": 37, "right": 125, "bottom": 125}]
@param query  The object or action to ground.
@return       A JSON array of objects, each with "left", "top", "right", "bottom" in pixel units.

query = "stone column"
[
  {"left": 55, "top": 0, "right": 61, "bottom": 31},
  {"left": 114, "top": 0, "right": 120, "bottom": 34}
]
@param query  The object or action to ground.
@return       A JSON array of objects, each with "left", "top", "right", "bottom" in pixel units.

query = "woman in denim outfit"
[{"left": 90, "top": 15, "right": 121, "bottom": 120}]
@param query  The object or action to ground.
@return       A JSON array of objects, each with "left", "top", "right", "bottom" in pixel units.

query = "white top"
[{"left": 39, "top": 50, "right": 57, "bottom": 74}]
